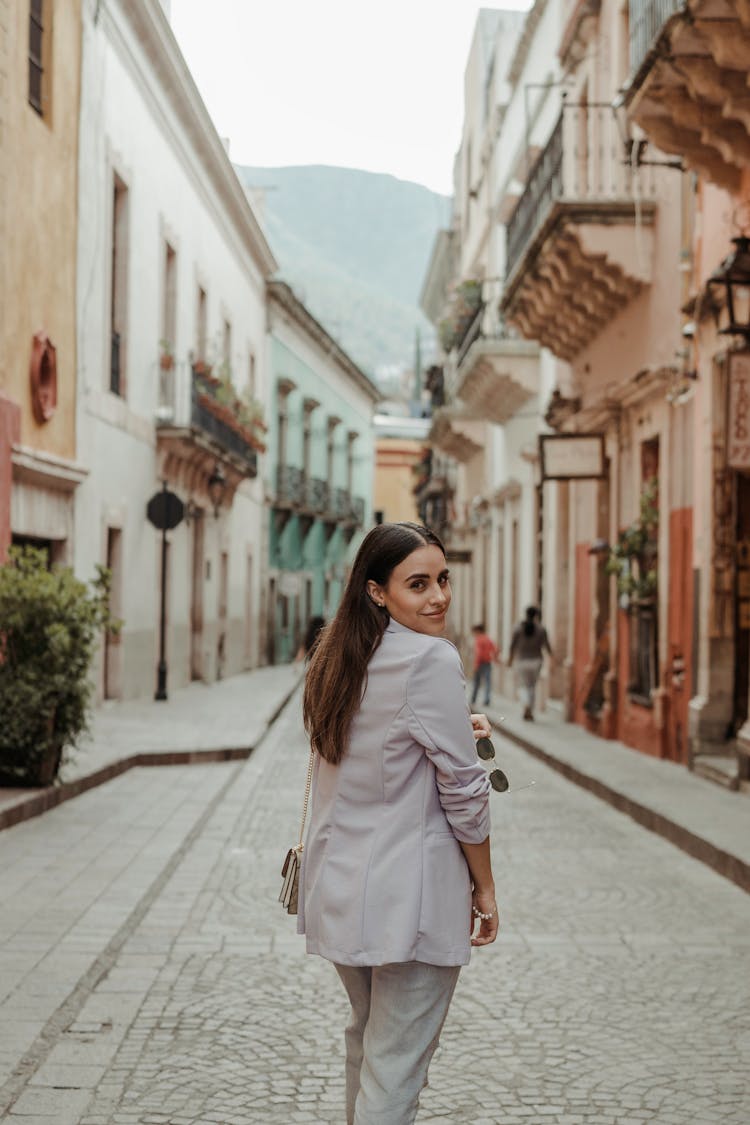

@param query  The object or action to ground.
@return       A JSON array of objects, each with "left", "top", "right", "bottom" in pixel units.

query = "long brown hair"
[{"left": 303, "top": 522, "right": 446, "bottom": 764}]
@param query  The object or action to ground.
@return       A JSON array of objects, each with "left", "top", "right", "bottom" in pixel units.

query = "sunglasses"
[{"left": 476, "top": 737, "right": 510, "bottom": 792}]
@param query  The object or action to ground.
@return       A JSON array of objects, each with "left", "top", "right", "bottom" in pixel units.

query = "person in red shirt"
[{"left": 471, "top": 624, "right": 499, "bottom": 707}]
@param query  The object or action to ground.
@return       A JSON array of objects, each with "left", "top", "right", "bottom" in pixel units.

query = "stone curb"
[
  {"left": 0, "top": 680, "right": 299, "bottom": 835},
  {"left": 495, "top": 720, "right": 750, "bottom": 895}
]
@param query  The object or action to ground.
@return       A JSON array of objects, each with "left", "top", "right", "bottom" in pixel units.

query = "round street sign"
[{"left": 147, "top": 489, "right": 185, "bottom": 531}]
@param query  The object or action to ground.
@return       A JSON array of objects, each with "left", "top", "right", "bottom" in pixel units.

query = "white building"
[
  {"left": 75, "top": 0, "right": 276, "bottom": 700},
  {"left": 421, "top": 4, "right": 563, "bottom": 692}
]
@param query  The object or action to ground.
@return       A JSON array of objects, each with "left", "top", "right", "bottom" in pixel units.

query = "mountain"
[{"left": 234, "top": 165, "right": 450, "bottom": 380}]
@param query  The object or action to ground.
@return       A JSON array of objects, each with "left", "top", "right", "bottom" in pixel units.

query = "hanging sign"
[
  {"left": 728, "top": 351, "right": 750, "bottom": 470},
  {"left": 539, "top": 434, "right": 606, "bottom": 480},
  {"left": 146, "top": 488, "right": 184, "bottom": 531}
]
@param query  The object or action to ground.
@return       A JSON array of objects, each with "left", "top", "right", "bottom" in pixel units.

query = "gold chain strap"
[{"left": 297, "top": 747, "right": 315, "bottom": 848}]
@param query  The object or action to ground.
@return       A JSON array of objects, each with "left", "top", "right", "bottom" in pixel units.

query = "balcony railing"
[
  {"left": 455, "top": 305, "right": 484, "bottom": 368},
  {"left": 505, "top": 103, "right": 645, "bottom": 279},
  {"left": 352, "top": 497, "right": 365, "bottom": 526},
  {"left": 303, "top": 476, "right": 329, "bottom": 513},
  {"left": 276, "top": 465, "right": 304, "bottom": 506},
  {"left": 190, "top": 374, "right": 258, "bottom": 474},
  {"left": 333, "top": 488, "right": 352, "bottom": 520},
  {"left": 629, "top": 0, "right": 683, "bottom": 79}
]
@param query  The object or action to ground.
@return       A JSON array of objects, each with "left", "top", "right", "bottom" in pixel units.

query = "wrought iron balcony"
[
  {"left": 455, "top": 305, "right": 484, "bottom": 369},
  {"left": 303, "top": 475, "right": 329, "bottom": 514},
  {"left": 351, "top": 497, "right": 365, "bottom": 526},
  {"left": 629, "top": 0, "right": 684, "bottom": 80},
  {"left": 155, "top": 365, "right": 258, "bottom": 487},
  {"left": 276, "top": 465, "right": 304, "bottom": 506},
  {"left": 333, "top": 488, "right": 352, "bottom": 520},
  {"left": 191, "top": 376, "right": 258, "bottom": 475},
  {"left": 626, "top": 0, "right": 750, "bottom": 193},
  {"left": 502, "top": 103, "right": 657, "bottom": 361}
]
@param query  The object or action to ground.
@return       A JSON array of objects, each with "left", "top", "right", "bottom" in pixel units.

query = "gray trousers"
[
  {"left": 334, "top": 961, "right": 460, "bottom": 1125},
  {"left": 517, "top": 658, "right": 542, "bottom": 710}
]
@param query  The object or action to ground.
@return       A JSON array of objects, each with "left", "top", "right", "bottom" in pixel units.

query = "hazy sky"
[{"left": 170, "top": 0, "right": 532, "bottom": 196}]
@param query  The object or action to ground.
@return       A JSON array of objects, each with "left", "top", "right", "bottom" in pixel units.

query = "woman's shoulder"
[{"left": 383, "top": 623, "right": 461, "bottom": 668}]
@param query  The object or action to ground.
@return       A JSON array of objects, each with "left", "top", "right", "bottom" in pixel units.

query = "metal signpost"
[{"left": 146, "top": 481, "right": 185, "bottom": 700}]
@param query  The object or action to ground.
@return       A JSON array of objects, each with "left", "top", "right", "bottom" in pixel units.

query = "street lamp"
[
  {"left": 706, "top": 235, "right": 750, "bottom": 343},
  {"left": 207, "top": 462, "right": 227, "bottom": 517}
]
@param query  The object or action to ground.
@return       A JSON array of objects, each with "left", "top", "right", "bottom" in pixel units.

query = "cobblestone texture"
[{"left": 2, "top": 690, "right": 750, "bottom": 1123}]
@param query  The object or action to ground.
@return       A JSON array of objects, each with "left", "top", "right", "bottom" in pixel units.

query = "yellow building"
[
  {"left": 373, "top": 414, "right": 432, "bottom": 525},
  {"left": 0, "top": 0, "right": 84, "bottom": 562}
]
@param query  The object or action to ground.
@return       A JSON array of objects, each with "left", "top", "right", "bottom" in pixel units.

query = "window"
[
  {"left": 277, "top": 399, "right": 288, "bottom": 467},
  {"left": 222, "top": 318, "right": 232, "bottom": 376},
  {"left": 628, "top": 438, "right": 660, "bottom": 702},
  {"left": 162, "top": 242, "right": 177, "bottom": 355},
  {"left": 110, "top": 175, "right": 129, "bottom": 396},
  {"left": 302, "top": 399, "right": 319, "bottom": 482},
  {"left": 326, "top": 417, "right": 339, "bottom": 486},
  {"left": 28, "top": 0, "right": 45, "bottom": 116},
  {"left": 196, "top": 286, "right": 207, "bottom": 362},
  {"left": 248, "top": 349, "right": 256, "bottom": 398},
  {"left": 347, "top": 431, "right": 358, "bottom": 494}
]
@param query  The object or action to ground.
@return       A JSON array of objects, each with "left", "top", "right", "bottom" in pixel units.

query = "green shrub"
[
  {"left": 605, "top": 478, "right": 659, "bottom": 603},
  {"left": 0, "top": 547, "right": 120, "bottom": 786}
]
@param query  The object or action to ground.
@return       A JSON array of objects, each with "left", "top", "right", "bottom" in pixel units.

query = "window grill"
[{"left": 28, "top": 0, "right": 44, "bottom": 115}]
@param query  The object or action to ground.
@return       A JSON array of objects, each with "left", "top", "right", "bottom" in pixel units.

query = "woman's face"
[{"left": 368, "top": 544, "right": 451, "bottom": 636}]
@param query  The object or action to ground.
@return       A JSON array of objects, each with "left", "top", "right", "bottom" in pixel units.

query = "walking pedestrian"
[
  {"left": 508, "top": 605, "right": 552, "bottom": 721},
  {"left": 470, "top": 623, "right": 499, "bottom": 707},
  {"left": 299, "top": 521, "right": 498, "bottom": 1124}
]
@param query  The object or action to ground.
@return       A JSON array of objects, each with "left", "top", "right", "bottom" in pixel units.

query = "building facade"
[
  {"left": 265, "top": 281, "right": 379, "bottom": 664},
  {"left": 419, "top": 0, "right": 742, "bottom": 775},
  {"left": 623, "top": 0, "right": 750, "bottom": 781},
  {"left": 75, "top": 0, "right": 276, "bottom": 700},
  {"left": 0, "top": 0, "right": 86, "bottom": 564},
  {"left": 419, "top": 7, "right": 555, "bottom": 673}
]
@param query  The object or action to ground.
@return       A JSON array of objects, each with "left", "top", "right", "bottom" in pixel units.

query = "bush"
[{"left": 0, "top": 547, "right": 119, "bottom": 786}]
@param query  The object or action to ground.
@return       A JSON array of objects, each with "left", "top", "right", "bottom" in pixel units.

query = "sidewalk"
[
  {"left": 0, "top": 663, "right": 303, "bottom": 833},
  {"left": 483, "top": 691, "right": 750, "bottom": 894},
  {"left": 3, "top": 666, "right": 748, "bottom": 895}
]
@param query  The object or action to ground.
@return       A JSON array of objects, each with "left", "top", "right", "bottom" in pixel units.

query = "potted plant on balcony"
[
  {"left": 194, "top": 367, "right": 268, "bottom": 454},
  {"left": 159, "top": 339, "right": 174, "bottom": 371},
  {"left": 0, "top": 546, "right": 120, "bottom": 787},
  {"left": 605, "top": 478, "right": 659, "bottom": 608}
]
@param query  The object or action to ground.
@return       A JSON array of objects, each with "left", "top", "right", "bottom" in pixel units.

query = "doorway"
[
  {"left": 733, "top": 473, "right": 750, "bottom": 733},
  {"left": 190, "top": 512, "right": 205, "bottom": 680},
  {"left": 104, "top": 527, "right": 123, "bottom": 699}
]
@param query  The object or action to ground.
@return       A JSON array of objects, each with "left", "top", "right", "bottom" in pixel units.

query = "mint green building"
[{"left": 265, "top": 281, "right": 380, "bottom": 663}]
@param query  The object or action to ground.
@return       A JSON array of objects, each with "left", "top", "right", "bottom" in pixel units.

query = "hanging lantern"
[{"left": 706, "top": 235, "right": 750, "bottom": 342}]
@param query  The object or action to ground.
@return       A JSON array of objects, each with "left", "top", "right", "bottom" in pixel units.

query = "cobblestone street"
[{"left": 1, "top": 688, "right": 749, "bottom": 1124}]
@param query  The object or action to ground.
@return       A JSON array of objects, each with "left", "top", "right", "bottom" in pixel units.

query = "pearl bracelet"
[{"left": 471, "top": 904, "right": 497, "bottom": 921}]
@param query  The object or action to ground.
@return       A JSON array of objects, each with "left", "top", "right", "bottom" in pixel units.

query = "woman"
[
  {"left": 299, "top": 522, "right": 498, "bottom": 1124},
  {"left": 508, "top": 605, "right": 552, "bottom": 721}
]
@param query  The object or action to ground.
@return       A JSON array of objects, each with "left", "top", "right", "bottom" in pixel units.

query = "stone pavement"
[
  {"left": 0, "top": 664, "right": 303, "bottom": 831},
  {"left": 0, "top": 685, "right": 749, "bottom": 1123},
  {"left": 479, "top": 691, "right": 750, "bottom": 894}
]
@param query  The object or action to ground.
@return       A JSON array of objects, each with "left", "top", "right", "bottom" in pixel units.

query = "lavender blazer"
[{"left": 297, "top": 618, "right": 491, "bottom": 967}]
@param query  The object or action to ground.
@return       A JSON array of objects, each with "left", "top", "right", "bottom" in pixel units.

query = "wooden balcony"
[
  {"left": 454, "top": 335, "right": 540, "bottom": 423},
  {"left": 626, "top": 0, "right": 750, "bottom": 192},
  {"left": 502, "top": 104, "right": 657, "bottom": 362}
]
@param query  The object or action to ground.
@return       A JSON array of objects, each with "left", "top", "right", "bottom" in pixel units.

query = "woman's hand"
[
  {"left": 470, "top": 886, "right": 499, "bottom": 947},
  {"left": 470, "top": 713, "right": 491, "bottom": 740}
]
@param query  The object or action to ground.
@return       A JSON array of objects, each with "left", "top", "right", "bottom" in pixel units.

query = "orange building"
[{"left": 0, "top": 0, "right": 85, "bottom": 562}]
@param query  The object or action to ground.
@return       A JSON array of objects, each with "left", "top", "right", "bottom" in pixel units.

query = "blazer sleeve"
[{"left": 406, "top": 641, "right": 491, "bottom": 844}]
